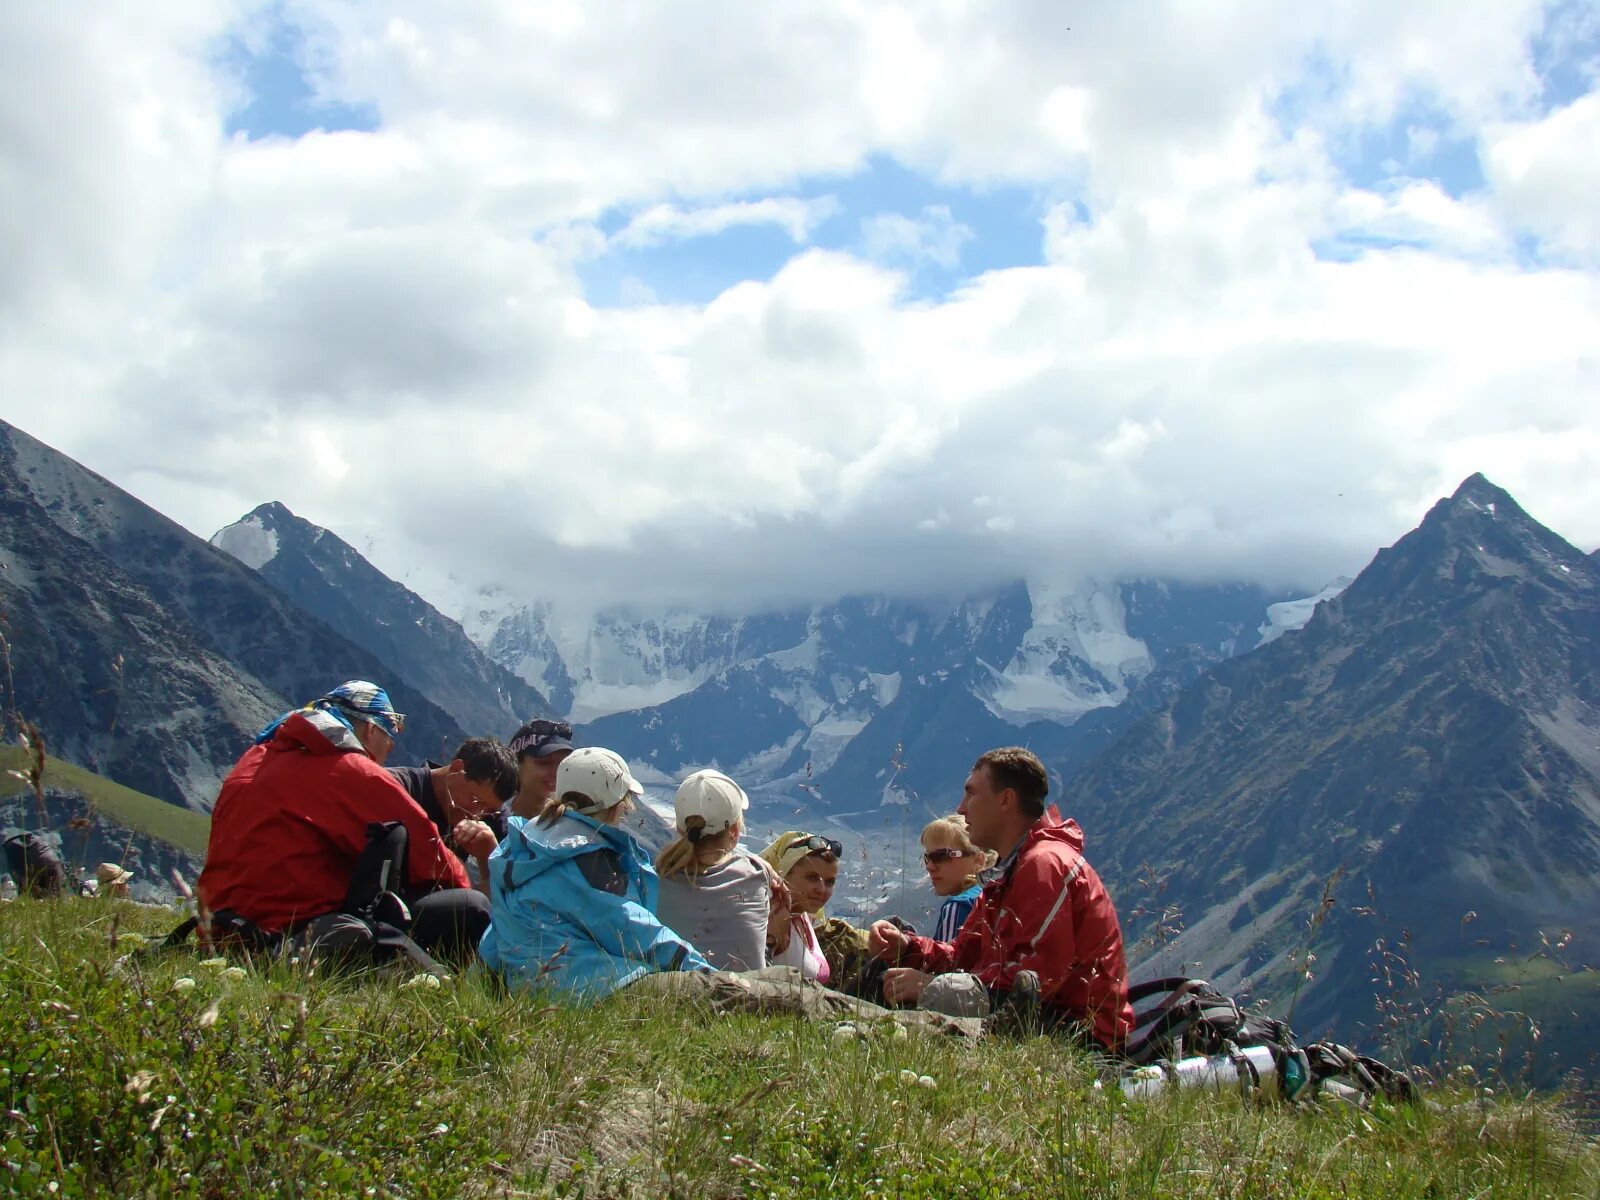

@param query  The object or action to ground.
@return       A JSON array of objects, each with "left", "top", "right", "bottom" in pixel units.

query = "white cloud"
[
  {"left": 1482, "top": 92, "right": 1600, "bottom": 262},
  {"left": 861, "top": 206, "right": 974, "bottom": 270},
  {"left": 1, "top": 1, "right": 1598, "bottom": 620},
  {"left": 613, "top": 196, "right": 840, "bottom": 249}
]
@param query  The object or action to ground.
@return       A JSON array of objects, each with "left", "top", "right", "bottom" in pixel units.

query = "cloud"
[
  {"left": 1482, "top": 92, "right": 1600, "bottom": 262},
  {"left": 1, "top": 1, "right": 1598, "bottom": 620},
  {"left": 861, "top": 205, "right": 974, "bottom": 270},
  {"left": 613, "top": 197, "right": 840, "bottom": 249}
]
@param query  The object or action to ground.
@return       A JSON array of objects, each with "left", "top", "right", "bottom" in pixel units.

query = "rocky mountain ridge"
[{"left": 1067, "top": 474, "right": 1600, "bottom": 1062}]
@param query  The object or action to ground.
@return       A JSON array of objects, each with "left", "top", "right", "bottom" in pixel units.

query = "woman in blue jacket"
[{"left": 480, "top": 746, "right": 710, "bottom": 999}]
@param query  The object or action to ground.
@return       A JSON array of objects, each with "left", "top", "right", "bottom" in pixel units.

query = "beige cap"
[{"left": 556, "top": 747, "right": 644, "bottom": 814}]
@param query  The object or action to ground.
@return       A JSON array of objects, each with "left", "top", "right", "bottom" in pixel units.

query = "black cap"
[{"left": 509, "top": 717, "right": 575, "bottom": 760}]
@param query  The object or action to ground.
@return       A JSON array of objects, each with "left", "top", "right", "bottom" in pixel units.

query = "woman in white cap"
[
  {"left": 655, "top": 770, "right": 790, "bottom": 972},
  {"left": 480, "top": 746, "right": 711, "bottom": 999}
]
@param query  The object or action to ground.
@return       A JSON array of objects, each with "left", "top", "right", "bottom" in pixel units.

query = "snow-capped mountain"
[{"left": 462, "top": 577, "right": 1315, "bottom": 817}]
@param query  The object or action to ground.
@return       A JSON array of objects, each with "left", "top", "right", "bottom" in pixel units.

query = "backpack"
[
  {"left": 151, "top": 822, "right": 444, "bottom": 976},
  {"left": 1121, "top": 976, "right": 1413, "bottom": 1107}
]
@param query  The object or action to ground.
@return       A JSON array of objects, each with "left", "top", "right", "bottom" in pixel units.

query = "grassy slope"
[
  {"left": 2, "top": 901, "right": 1596, "bottom": 1199},
  {"left": 0, "top": 747, "right": 209, "bottom": 855}
]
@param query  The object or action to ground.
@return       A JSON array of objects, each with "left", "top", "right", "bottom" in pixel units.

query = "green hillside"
[
  {"left": 0, "top": 747, "right": 210, "bottom": 855},
  {"left": 1, "top": 900, "right": 1596, "bottom": 1198}
]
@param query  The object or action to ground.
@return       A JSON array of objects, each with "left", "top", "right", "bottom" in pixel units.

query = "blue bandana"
[{"left": 254, "top": 680, "right": 405, "bottom": 745}]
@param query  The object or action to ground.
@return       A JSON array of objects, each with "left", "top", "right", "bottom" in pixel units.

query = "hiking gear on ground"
[
  {"left": 509, "top": 717, "right": 574, "bottom": 759},
  {"left": 920, "top": 971, "right": 992, "bottom": 1018},
  {"left": 4, "top": 831, "right": 65, "bottom": 897},
  {"left": 884, "top": 808, "right": 1133, "bottom": 1050},
  {"left": 1118, "top": 975, "right": 1415, "bottom": 1108},
  {"left": 1120, "top": 1046, "right": 1297, "bottom": 1102},
  {"left": 481, "top": 811, "right": 710, "bottom": 999},
  {"left": 199, "top": 709, "right": 469, "bottom": 934},
  {"left": 555, "top": 747, "right": 643, "bottom": 815},
  {"left": 673, "top": 769, "right": 748, "bottom": 836}
]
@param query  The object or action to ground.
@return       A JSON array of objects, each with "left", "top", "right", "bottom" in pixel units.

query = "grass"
[
  {"left": 0, "top": 748, "right": 210, "bottom": 855},
  {"left": 3, "top": 901, "right": 1597, "bottom": 1198}
]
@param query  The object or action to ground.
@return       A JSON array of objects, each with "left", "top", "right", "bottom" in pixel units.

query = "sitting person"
[
  {"left": 480, "top": 746, "right": 710, "bottom": 998},
  {"left": 759, "top": 832, "right": 872, "bottom": 992},
  {"left": 921, "top": 815, "right": 995, "bottom": 942},
  {"left": 867, "top": 747, "right": 1133, "bottom": 1050},
  {"left": 655, "top": 770, "right": 789, "bottom": 971},
  {"left": 197, "top": 681, "right": 489, "bottom": 966},
  {"left": 388, "top": 738, "right": 518, "bottom": 893},
  {"left": 504, "top": 717, "right": 575, "bottom": 820}
]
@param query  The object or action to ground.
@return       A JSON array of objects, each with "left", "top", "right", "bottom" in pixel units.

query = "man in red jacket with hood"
[
  {"left": 199, "top": 681, "right": 488, "bottom": 965},
  {"left": 868, "top": 747, "right": 1133, "bottom": 1050}
]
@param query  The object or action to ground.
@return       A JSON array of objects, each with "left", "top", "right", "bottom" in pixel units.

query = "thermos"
[{"left": 1120, "top": 1045, "right": 1299, "bottom": 1101}]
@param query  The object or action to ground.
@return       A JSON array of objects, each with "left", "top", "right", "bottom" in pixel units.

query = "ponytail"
[{"left": 655, "top": 816, "right": 737, "bottom": 879}]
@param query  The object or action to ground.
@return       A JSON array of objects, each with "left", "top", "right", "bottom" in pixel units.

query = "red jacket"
[
  {"left": 897, "top": 809, "right": 1133, "bottom": 1049},
  {"left": 198, "top": 711, "right": 469, "bottom": 933}
]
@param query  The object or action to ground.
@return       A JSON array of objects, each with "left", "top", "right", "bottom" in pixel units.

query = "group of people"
[{"left": 196, "top": 679, "right": 1134, "bottom": 1050}]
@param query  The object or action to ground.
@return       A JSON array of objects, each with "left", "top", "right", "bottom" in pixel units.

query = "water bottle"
[{"left": 1120, "top": 1045, "right": 1283, "bottom": 1101}]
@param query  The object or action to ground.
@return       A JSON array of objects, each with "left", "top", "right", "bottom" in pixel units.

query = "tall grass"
[{"left": 2, "top": 899, "right": 1596, "bottom": 1199}]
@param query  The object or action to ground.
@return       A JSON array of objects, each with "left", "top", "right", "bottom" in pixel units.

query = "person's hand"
[
  {"left": 767, "top": 890, "right": 794, "bottom": 957},
  {"left": 450, "top": 819, "right": 498, "bottom": 862},
  {"left": 882, "top": 967, "right": 932, "bottom": 1006},
  {"left": 868, "top": 918, "right": 908, "bottom": 960}
]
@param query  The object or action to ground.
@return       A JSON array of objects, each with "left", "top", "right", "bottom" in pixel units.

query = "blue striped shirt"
[{"left": 933, "top": 884, "right": 983, "bottom": 943}]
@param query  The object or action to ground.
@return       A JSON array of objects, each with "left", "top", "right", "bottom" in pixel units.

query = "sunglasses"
[
  {"left": 794, "top": 834, "right": 843, "bottom": 858},
  {"left": 922, "top": 848, "right": 970, "bottom": 864}
]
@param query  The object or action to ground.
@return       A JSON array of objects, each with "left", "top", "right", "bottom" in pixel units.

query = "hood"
[
  {"left": 268, "top": 708, "right": 368, "bottom": 757},
  {"left": 497, "top": 811, "right": 640, "bottom": 884},
  {"left": 1026, "top": 805, "right": 1084, "bottom": 854}
]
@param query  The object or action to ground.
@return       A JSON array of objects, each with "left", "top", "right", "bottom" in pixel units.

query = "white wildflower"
[
  {"left": 222, "top": 967, "right": 247, "bottom": 981},
  {"left": 898, "top": 1069, "right": 919, "bottom": 1086},
  {"left": 832, "top": 1024, "right": 858, "bottom": 1041},
  {"left": 198, "top": 957, "right": 228, "bottom": 971},
  {"left": 170, "top": 977, "right": 195, "bottom": 993},
  {"left": 917, "top": 1075, "right": 937, "bottom": 1089},
  {"left": 198, "top": 999, "right": 222, "bottom": 1029},
  {"left": 402, "top": 974, "right": 442, "bottom": 990}
]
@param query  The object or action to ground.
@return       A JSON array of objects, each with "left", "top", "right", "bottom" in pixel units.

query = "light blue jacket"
[{"left": 479, "top": 811, "right": 710, "bottom": 999}]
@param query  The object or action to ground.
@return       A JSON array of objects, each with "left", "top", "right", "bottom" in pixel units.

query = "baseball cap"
[
  {"left": 557, "top": 747, "right": 643, "bottom": 814},
  {"left": 509, "top": 717, "right": 575, "bottom": 760},
  {"left": 674, "top": 770, "right": 748, "bottom": 837}
]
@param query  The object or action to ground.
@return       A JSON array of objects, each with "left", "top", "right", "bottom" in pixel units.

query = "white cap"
[
  {"left": 556, "top": 747, "right": 644, "bottom": 814},
  {"left": 674, "top": 769, "right": 748, "bottom": 837}
]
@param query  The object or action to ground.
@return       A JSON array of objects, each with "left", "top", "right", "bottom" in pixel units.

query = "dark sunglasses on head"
[
  {"left": 922, "top": 847, "right": 969, "bottom": 864},
  {"left": 795, "top": 834, "right": 843, "bottom": 858}
]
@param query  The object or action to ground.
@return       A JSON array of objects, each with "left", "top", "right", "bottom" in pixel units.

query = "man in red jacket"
[
  {"left": 867, "top": 747, "right": 1133, "bottom": 1050},
  {"left": 198, "top": 681, "right": 488, "bottom": 964}
]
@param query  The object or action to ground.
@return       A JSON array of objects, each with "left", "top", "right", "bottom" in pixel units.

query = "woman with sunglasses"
[
  {"left": 921, "top": 816, "right": 996, "bottom": 942},
  {"left": 759, "top": 832, "right": 872, "bottom": 989}
]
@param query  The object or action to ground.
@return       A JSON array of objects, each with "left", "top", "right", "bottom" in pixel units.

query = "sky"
[{"left": 2, "top": 1, "right": 1598, "bottom": 617}]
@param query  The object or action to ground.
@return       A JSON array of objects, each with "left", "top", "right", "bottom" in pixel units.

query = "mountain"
[
  {"left": 0, "top": 420, "right": 469, "bottom": 805},
  {"left": 547, "top": 579, "right": 1293, "bottom": 818},
  {"left": 211, "top": 503, "right": 551, "bottom": 739},
  {"left": 1066, "top": 475, "right": 1600, "bottom": 1063}
]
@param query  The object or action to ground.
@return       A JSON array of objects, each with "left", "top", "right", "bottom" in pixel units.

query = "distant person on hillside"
[
  {"left": 867, "top": 747, "right": 1133, "bottom": 1050},
  {"left": 504, "top": 718, "right": 575, "bottom": 820},
  {"left": 388, "top": 738, "right": 518, "bottom": 894},
  {"left": 920, "top": 815, "right": 995, "bottom": 942},
  {"left": 198, "top": 680, "right": 489, "bottom": 966},
  {"left": 655, "top": 770, "right": 790, "bottom": 971},
  {"left": 481, "top": 747, "right": 711, "bottom": 998},
  {"left": 759, "top": 832, "right": 873, "bottom": 993},
  {"left": 93, "top": 862, "right": 134, "bottom": 899},
  {"left": 3, "top": 831, "right": 65, "bottom": 898}
]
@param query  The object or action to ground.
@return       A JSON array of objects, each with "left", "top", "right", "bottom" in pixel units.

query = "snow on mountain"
[
  {"left": 975, "top": 580, "right": 1153, "bottom": 724},
  {"left": 209, "top": 515, "right": 279, "bottom": 570},
  {"left": 1256, "top": 577, "right": 1353, "bottom": 646}
]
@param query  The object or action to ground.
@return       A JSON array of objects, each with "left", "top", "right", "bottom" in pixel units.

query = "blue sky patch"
[{"left": 219, "top": 15, "right": 376, "bottom": 140}]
